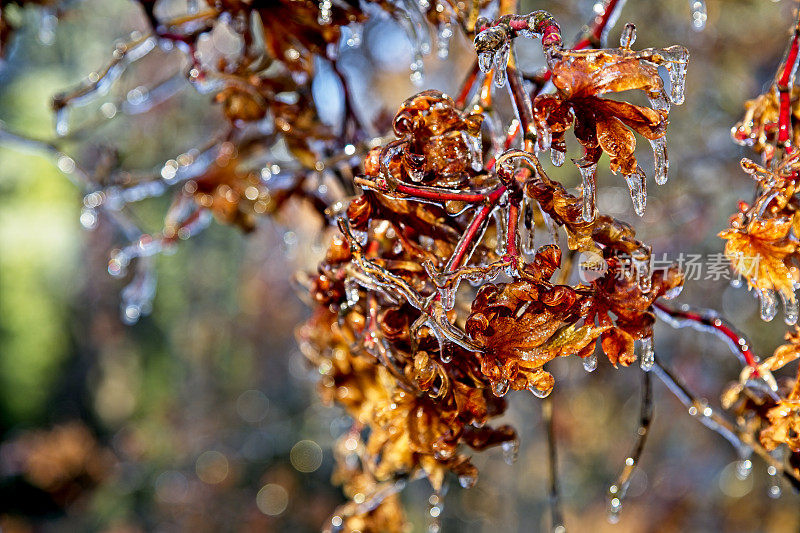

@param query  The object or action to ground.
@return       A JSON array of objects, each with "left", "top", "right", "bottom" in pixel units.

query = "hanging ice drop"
[
  {"left": 492, "top": 44, "right": 510, "bottom": 87},
  {"left": 662, "top": 46, "right": 690, "bottom": 105},
  {"left": 624, "top": 166, "right": 647, "bottom": 216},
  {"left": 478, "top": 51, "right": 494, "bottom": 73},
  {"left": 650, "top": 137, "right": 669, "bottom": 185},
  {"left": 779, "top": 290, "right": 799, "bottom": 325},
  {"left": 759, "top": 288, "right": 778, "bottom": 322},
  {"left": 583, "top": 352, "right": 598, "bottom": 372}
]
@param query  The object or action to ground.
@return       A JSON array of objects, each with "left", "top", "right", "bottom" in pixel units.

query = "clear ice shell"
[{"left": 661, "top": 46, "right": 690, "bottom": 105}]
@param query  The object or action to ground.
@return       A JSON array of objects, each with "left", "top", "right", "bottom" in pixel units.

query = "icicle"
[
  {"left": 427, "top": 491, "right": 444, "bottom": 533},
  {"left": 478, "top": 51, "right": 494, "bottom": 73},
  {"left": 521, "top": 196, "right": 536, "bottom": 255},
  {"left": 779, "top": 290, "right": 799, "bottom": 325},
  {"left": 463, "top": 131, "right": 484, "bottom": 171},
  {"left": 632, "top": 247, "right": 652, "bottom": 293},
  {"left": 579, "top": 162, "right": 597, "bottom": 222},
  {"left": 689, "top": 0, "right": 707, "bottom": 31},
  {"left": 120, "top": 261, "right": 156, "bottom": 325},
  {"left": 492, "top": 43, "right": 510, "bottom": 87},
  {"left": 410, "top": 54, "right": 425, "bottom": 85},
  {"left": 494, "top": 206, "right": 508, "bottom": 256},
  {"left": 318, "top": 0, "right": 333, "bottom": 25},
  {"left": 501, "top": 439, "right": 519, "bottom": 465},
  {"left": 619, "top": 23, "right": 637, "bottom": 49},
  {"left": 436, "top": 22, "right": 453, "bottom": 59},
  {"left": 624, "top": 166, "right": 647, "bottom": 216},
  {"left": 759, "top": 288, "right": 778, "bottom": 322},
  {"left": 583, "top": 352, "right": 598, "bottom": 372},
  {"left": 550, "top": 148, "right": 565, "bottom": 167},
  {"left": 650, "top": 137, "right": 669, "bottom": 185},
  {"left": 661, "top": 46, "right": 690, "bottom": 105},
  {"left": 638, "top": 336, "right": 655, "bottom": 371}
]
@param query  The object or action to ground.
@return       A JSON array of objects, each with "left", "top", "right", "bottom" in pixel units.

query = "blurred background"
[{"left": 0, "top": 0, "right": 799, "bottom": 531}]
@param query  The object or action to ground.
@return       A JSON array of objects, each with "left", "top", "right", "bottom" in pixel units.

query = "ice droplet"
[
  {"left": 779, "top": 290, "right": 799, "bottom": 325},
  {"left": 478, "top": 51, "right": 494, "bottom": 73},
  {"left": 624, "top": 166, "right": 647, "bottom": 216},
  {"left": 492, "top": 378, "right": 510, "bottom": 397},
  {"left": 501, "top": 439, "right": 519, "bottom": 465},
  {"left": 650, "top": 137, "right": 669, "bottom": 185},
  {"left": 529, "top": 385, "right": 552, "bottom": 398},
  {"left": 619, "top": 22, "right": 636, "bottom": 49},
  {"left": 492, "top": 44, "right": 510, "bottom": 87},
  {"left": 579, "top": 162, "right": 597, "bottom": 222},
  {"left": 689, "top": 0, "right": 707, "bottom": 31},
  {"left": 736, "top": 458, "right": 753, "bottom": 480},
  {"left": 638, "top": 336, "right": 655, "bottom": 371},
  {"left": 583, "top": 352, "right": 598, "bottom": 372},
  {"left": 759, "top": 288, "right": 778, "bottom": 322},
  {"left": 662, "top": 46, "right": 690, "bottom": 105}
]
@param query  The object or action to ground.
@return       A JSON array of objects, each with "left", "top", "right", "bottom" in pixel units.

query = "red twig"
[
  {"left": 776, "top": 10, "right": 800, "bottom": 152},
  {"left": 455, "top": 61, "right": 480, "bottom": 109},
  {"left": 653, "top": 301, "right": 760, "bottom": 376},
  {"left": 574, "top": 0, "right": 625, "bottom": 50}
]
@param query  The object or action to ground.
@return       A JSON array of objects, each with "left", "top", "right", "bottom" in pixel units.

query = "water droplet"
[
  {"left": 736, "top": 458, "right": 753, "bottom": 480},
  {"left": 529, "top": 385, "right": 552, "bottom": 398},
  {"left": 689, "top": 0, "right": 707, "bottom": 31},
  {"left": 80, "top": 207, "right": 98, "bottom": 229},
  {"left": 650, "top": 137, "right": 669, "bottom": 185},
  {"left": 759, "top": 288, "right": 778, "bottom": 322}
]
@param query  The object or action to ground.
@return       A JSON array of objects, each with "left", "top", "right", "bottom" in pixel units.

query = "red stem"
[
  {"left": 653, "top": 301, "right": 760, "bottom": 376},
  {"left": 506, "top": 199, "right": 519, "bottom": 256},
  {"left": 776, "top": 12, "right": 800, "bottom": 150},
  {"left": 455, "top": 61, "right": 480, "bottom": 109}
]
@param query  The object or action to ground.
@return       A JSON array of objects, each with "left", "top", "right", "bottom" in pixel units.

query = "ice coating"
[{"left": 639, "top": 336, "right": 655, "bottom": 371}]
